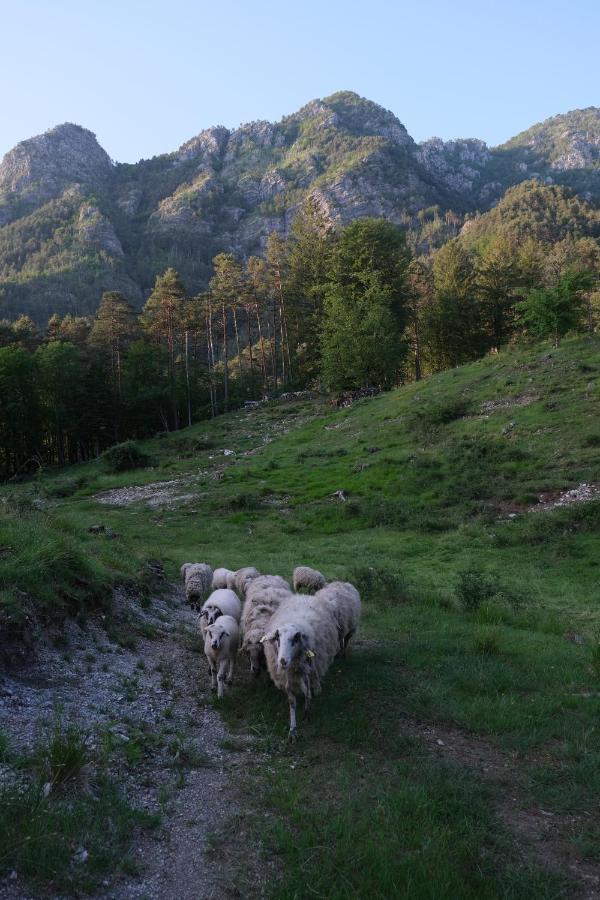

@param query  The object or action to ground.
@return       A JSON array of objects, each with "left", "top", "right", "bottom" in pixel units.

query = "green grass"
[
  {"left": 2, "top": 335, "right": 600, "bottom": 893},
  {"left": 0, "top": 724, "right": 158, "bottom": 893}
]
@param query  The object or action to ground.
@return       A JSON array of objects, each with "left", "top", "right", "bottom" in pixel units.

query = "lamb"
[
  {"left": 212, "top": 567, "right": 235, "bottom": 590},
  {"left": 229, "top": 566, "right": 261, "bottom": 597},
  {"left": 204, "top": 614, "right": 239, "bottom": 698},
  {"left": 293, "top": 565, "right": 327, "bottom": 594},
  {"left": 240, "top": 577, "right": 293, "bottom": 675},
  {"left": 180, "top": 563, "right": 213, "bottom": 608},
  {"left": 262, "top": 594, "right": 339, "bottom": 738},
  {"left": 313, "top": 582, "right": 361, "bottom": 655},
  {"left": 198, "top": 588, "right": 242, "bottom": 639}
]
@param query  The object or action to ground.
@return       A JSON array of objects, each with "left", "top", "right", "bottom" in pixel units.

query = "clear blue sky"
[{"left": 1, "top": 0, "right": 598, "bottom": 162}]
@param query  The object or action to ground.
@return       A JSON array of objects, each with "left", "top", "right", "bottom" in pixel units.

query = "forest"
[{"left": 0, "top": 181, "right": 598, "bottom": 480}]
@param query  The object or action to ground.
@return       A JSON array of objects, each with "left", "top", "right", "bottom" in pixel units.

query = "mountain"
[{"left": 1, "top": 93, "right": 599, "bottom": 323}]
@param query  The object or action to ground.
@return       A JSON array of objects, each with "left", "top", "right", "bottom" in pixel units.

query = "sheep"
[
  {"left": 204, "top": 615, "right": 239, "bottom": 698},
  {"left": 262, "top": 594, "right": 339, "bottom": 738},
  {"left": 229, "top": 566, "right": 261, "bottom": 597},
  {"left": 198, "top": 588, "right": 242, "bottom": 640},
  {"left": 212, "top": 567, "right": 235, "bottom": 590},
  {"left": 240, "top": 578, "right": 293, "bottom": 675},
  {"left": 245, "top": 574, "right": 291, "bottom": 600},
  {"left": 293, "top": 565, "right": 327, "bottom": 594},
  {"left": 313, "top": 582, "right": 361, "bottom": 655},
  {"left": 180, "top": 563, "right": 213, "bottom": 608}
]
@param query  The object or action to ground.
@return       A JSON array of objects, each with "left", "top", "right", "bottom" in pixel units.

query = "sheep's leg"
[
  {"left": 310, "top": 669, "right": 322, "bottom": 696},
  {"left": 226, "top": 655, "right": 234, "bottom": 685},
  {"left": 287, "top": 690, "right": 297, "bottom": 740},
  {"left": 208, "top": 661, "right": 217, "bottom": 691},
  {"left": 217, "top": 659, "right": 228, "bottom": 698},
  {"left": 302, "top": 674, "right": 312, "bottom": 712}
]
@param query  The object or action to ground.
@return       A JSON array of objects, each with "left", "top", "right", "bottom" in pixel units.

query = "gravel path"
[{"left": 0, "top": 587, "right": 264, "bottom": 900}]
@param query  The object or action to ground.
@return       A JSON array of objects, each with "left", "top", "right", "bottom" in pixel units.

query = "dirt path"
[
  {"left": 0, "top": 587, "right": 264, "bottom": 900},
  {"left": 400, "top": 713, "right": 600, "bottom": 898}
]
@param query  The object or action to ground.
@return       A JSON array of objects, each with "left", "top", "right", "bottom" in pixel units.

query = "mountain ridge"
[{"left": 1, "top": 91, "right": 598, "bottom": 323}]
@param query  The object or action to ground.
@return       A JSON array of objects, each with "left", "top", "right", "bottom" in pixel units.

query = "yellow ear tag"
[
  {"left": 260, "top": 635, "right": 267, "bottom": 643},
  {"left": 306, "top": 649, "right": 315, "bottom": 658}
]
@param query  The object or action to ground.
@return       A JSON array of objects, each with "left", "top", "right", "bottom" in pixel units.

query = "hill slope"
[
  {"left": 1, "top": 94, "right": 599, "bottom": 322},
  {"left": 1, "top": 337, "right": 600, "bottom": 895}
]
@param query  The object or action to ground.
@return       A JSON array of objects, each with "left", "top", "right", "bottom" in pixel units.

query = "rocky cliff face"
[
  {"left": 0, "top": 93, "right": 598, "bottom": 322},
  {"left": 0, "top": 123, "right": 113, "bottom": 224}
]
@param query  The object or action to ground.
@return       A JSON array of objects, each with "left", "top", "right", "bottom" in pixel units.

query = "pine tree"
[
  {"left": 89, "top": 291, "right": 137, "bottom": 396},
  {"left": 141, "top": 268, "right": 187, "bottom": 428},
  {"left": 320, "top": 218, "right": 411, "bottom": 390}
]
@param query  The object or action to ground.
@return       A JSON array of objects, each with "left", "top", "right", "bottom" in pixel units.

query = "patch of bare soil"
[
  {"left": 533, "top": 483, "right": 600, "bottom": 512},
  {"left": 479, "top": 393, "right": 539, "bottom": 415},
  {"left": 94, "top": 478, "right": 205, "bottom": 508},
  {"left": 400, "top": 714, "right": 600, "bottom": 898},
  {"left": 0, "top": 588, "right": 268, "bottom": 900}
]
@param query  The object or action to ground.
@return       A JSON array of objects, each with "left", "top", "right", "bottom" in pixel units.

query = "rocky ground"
[{"left": 0, "top": 586, "right": 268, "bottom": 900}]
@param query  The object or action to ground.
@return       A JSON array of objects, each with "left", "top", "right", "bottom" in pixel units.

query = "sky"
[{"left": 0, "top": 0, "right": 598, "bottom": 163}]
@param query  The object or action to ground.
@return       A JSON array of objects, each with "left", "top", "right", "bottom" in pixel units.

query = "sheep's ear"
[
  {"left": 292, "top": 631, "right": 304, "bottom": 645},
  {"left": 265, "top": 629, "right": 279, "bottom": 643}
]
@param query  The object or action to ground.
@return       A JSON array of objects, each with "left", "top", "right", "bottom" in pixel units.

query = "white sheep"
[
  {"left": 198, "top": 588, "right": 242, "bottom": 639},
  {"left": 204, "top": 615, "right": 239, "bottom": 698},
  {"left": 180, "top": 563, "right": 213, "bottom": 608},
  {"left": 262, "top": 595, "right": 339, "bottom": 738},
  {"left": 293, "top": 565, "right": 327, "bottom": 594},
  {"left": 212, "top": 567, "right": 235, "bottom": 590},
  {"left": 230, "top": 566, "right": 261, "bottom": 597},
  {"left": 245, "top": 574, "right": 291, "bottom": 600},
  {"left": 240, "top": 578, "right": 292, "bottom": 675},
  {"left": 313, "top": 582, "right": 361, "bottom": 655}
]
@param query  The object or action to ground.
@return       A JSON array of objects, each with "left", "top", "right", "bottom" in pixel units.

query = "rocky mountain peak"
[{"left": 0, "top": 122, "right": 113, "bottom": 217}]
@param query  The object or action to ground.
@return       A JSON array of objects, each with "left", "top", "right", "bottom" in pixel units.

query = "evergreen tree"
[
  {"left": 517, "top": 269, "right": 595, "bottom": 347},
  {"left": 475, "top": 238, "right": 518, "bottom": 349},
  {"left": 0, "top": 346, "right": 40, "bottom": 478},
  {"left": 320, "top": 218, "right": 411, "bottom": 390},
  {"left": 141, "top": 268, "right": 187, "bottom": 428},
  {"left": 424, "top": 240, "right": 483, "bottom": 369},
  {"left": 89, "top": 291, "right": 138, "bottom": 396},
  {"left": 286, "top": 199, "right": 335, "bottom": 382}
]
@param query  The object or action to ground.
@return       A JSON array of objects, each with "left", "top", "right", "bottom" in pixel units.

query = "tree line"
[{"left": 0, "top": 198, "right": 597, "bottom": 479}]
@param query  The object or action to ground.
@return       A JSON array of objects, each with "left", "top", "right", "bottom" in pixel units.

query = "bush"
[
  {"left": 101, "top": 441, "right": 150, "bottom": 473},
  {"left": 349, "top": 565, "right": 411, "bottom": 609},
  {"left": 456, "top": 570, "right": 500, "bottom": 612},
  {"left": 472, "top": 630, "right": 501, "bottom": 655}
]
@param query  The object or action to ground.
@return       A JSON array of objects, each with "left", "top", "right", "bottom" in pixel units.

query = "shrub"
[
  {"left": 456, "top": 569, "right": 500, "bottom": 612},
  {"left": 583, "top": 433, "right": 600, "bottom": 448},
  {"left": 472, "top": 630, "right": 501, "bottom": 655},
  {"left": 349, "top": 565, "right": 411, "bottom": 609},
  {"left": 412, "top": 398, "right": 472, "bottom": 432},
  {"left": 101, "top": 441, "right": 150, "bottom": 473}
]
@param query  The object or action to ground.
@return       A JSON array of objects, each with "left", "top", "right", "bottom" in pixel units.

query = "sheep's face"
[
  {"left": 200, "top": 604, "right": 221, "bottom": 626},
  {"left": 207, "top": 623, "right": 229, "bottom": 651},
  {"left": 243, "top": 638, "right": 264, "bottom": 675},
  {"left": 270, "top": 625, "right": 308, "bottom": 672}
]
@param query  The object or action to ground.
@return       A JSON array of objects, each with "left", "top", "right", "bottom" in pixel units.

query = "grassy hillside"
[{"left": 2, "top": 336, "right": 600, "bottom": 895}]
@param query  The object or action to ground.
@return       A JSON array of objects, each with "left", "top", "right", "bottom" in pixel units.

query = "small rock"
[
  {"left": 87, "top": 524, "right": 106, "bottom": 534},
  {"left": 436, "top": 739, "right": 445, "bottom": 746},
  {"left": 73, "top": 847, "right": 88, "bottom": 864},
  {"left": 332, "top": 489, "right": 348, "bottom": 502}
]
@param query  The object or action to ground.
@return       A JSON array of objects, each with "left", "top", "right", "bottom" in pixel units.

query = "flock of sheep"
[{"left": 179, "top": 563, "right": 361, "bottom": 738}]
